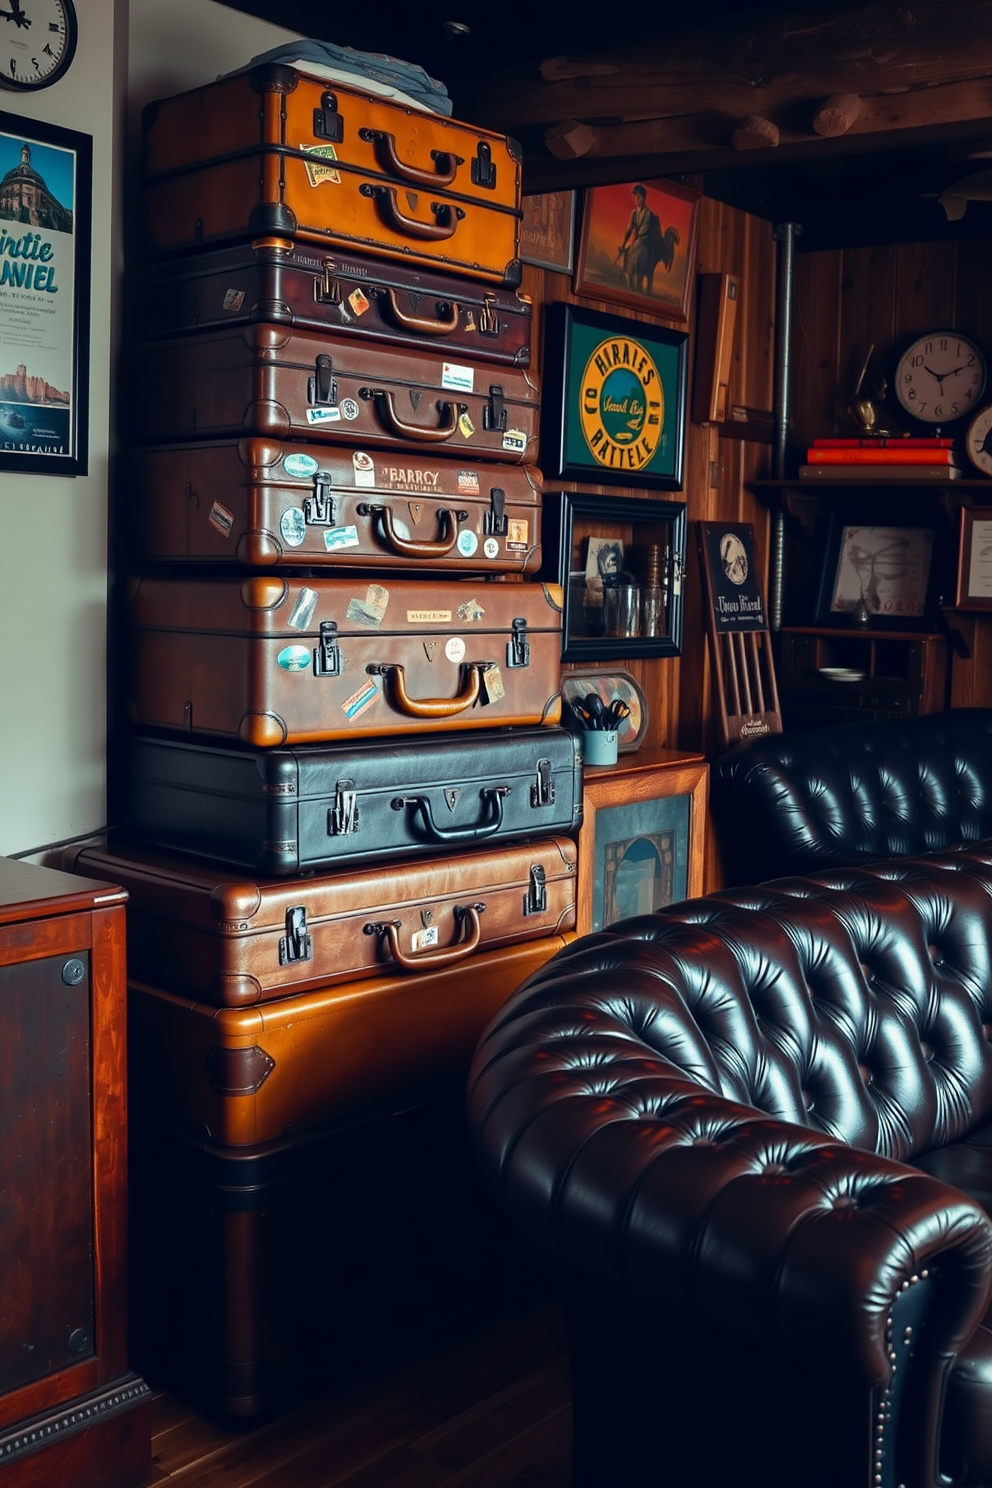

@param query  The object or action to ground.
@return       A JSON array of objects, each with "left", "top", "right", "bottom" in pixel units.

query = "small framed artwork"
[
  {"left": 574, "top": 177, "right": 700, "bottom": 322},
  {"left": 577, "top": 753, "right": 708, "bottom": 934},
  {"left": 561, "top": 668, "right": 649, "bottom": 753},
  {"left": 955, "top": 507, "right": 992, "bottom": 609},
  {"left": 542, "top": 302, "right": 688, "bottom": 489},
  {"left": 0, "top": 111, "right": 91, "bottom": 476},
  {"left": 815, "top": 520, "right": 940, "bottom": 629},
  {"left": 519, "top": 190, "right": 576, "bottom": 273}
]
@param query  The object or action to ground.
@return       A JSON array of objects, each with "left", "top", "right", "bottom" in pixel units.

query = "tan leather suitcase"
[
  {"left": 132, "top": 439, "right": 543, "bottom": 574},
  {"left": 126, "top": 575, "right": 563, "bottom": 746},
  {"left": 127, "top": 933, "right": 574, "bottom": 1145},
  {"left": 141, "top": 64, "right": 522, "bottom": 286},
  {"left": 66, "top": 836, "right": 577, "bottom": 1007},
  {"left": 135, "top": 324, "right": 540, "bottom": 465}
]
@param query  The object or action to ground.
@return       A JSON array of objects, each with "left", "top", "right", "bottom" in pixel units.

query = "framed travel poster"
[
  {"left": 574, "top": 177, "right": 700, "bottom": 321},
  {"left": 543, "top": 302, "right": 688, "bottom": 489},
  {"left": 520, "top": 190, "right": 576, "bottom": 273},
  {"left": 577, "top": 754, "right": 708, "bottom": 933},
  {"left": 0, "top": 111, "right": 91, "bottom": 475}
]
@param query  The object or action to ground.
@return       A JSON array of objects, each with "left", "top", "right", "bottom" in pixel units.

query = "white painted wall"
[{"left": 0, "top": 0, "right": 298, "bottom": 860}]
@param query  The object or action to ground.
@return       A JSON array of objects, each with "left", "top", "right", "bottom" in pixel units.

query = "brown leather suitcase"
[
  {"left": 65, "top": 836, "right": 577, "bottom": 1007},
  {"left": 141, "top": 64, "right": 522, "bottom": 286},
  {"left": 132, "top": 438, "right": 542, "bottom": 573},
  {"left": 135, "top": 323, "right": 540, "bottom": 464},
  {"left": 126, "top": 574, "right": 563, "bottom": 746},
  {"left": 136, "top": 237, "right": 533, "bottom": 365},
  {"left": 127, "top": 932, "right": 574, "bottom": 1146}
]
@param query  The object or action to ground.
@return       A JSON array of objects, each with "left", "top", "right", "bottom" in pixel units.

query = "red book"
[
  {"left": 805, "top": 446, "right": 960, "bottom": 465},
  {"left": 810, "top": 436, "right": 955, "bottom": 449}
]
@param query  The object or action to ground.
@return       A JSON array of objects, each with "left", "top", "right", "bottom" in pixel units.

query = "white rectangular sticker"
[
  {"left": 411, "top": 926, "right": 440, "bottom": 953},
  {"left": 323, "top": 525, "right": 360, "bottom": 551},
  {"left": 288, "top": 587, "right": 319, "bottom": 631},
  {"left": 407, "top": 609, "right": 452, "bottom": 624},
  {"left": 441, "top": 361, "right": 475, "bottom": 393},
  {"left": 502, "top": 429, "right": 527, "bottom": 453},
  {"left": 307, "top": 406, "right": 341, "bottom": 425}
]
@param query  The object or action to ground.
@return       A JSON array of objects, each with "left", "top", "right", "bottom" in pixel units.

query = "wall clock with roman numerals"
[
  {"left": 0, "top": 0, "right": 77, "bottom": 91},
  {"left": 894, "top": 329, "right": 988, "bottom": 426}
]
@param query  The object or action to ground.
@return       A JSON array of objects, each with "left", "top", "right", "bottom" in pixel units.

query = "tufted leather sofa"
[
  {"left": 710, "top": 707, "right": 992, "bottom": 886},
  {"left": 467, "top": 849, "right": 992, "bottom": 1488}
]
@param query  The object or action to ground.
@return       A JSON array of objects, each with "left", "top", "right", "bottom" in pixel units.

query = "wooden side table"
[{"left": 0, "top": 857, "right": 149, "bottom": 1487}]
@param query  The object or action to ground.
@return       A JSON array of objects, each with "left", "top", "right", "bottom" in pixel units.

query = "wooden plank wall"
[
  {"left": 790, "top": 237, "right": 992, "bottom": 707},
  {"left": 524, "top": 193, "right": 778, "bottom": 777}
]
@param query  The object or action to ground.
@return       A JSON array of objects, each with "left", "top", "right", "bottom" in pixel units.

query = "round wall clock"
[
  {"left": 966, "top": 404, "right": 992, "bottom": 476},
  {"left": 894, "top": 330, "right": 987, "bottom": 425},
  {"left": 0, "top": 0, "right": 77, "bottom": 91}
]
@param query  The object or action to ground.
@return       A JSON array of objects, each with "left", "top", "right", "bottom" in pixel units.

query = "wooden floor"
[{"left": 147, "top": 1296, "right": 572, "bottom": 1486}]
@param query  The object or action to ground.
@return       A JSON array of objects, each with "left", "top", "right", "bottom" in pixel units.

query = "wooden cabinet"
[
  {"left": 0, "top": 858, "right": 149, "bottom": 1487},
  {"left": 777, "top": 626, "right": 950, "bottom": 725}
]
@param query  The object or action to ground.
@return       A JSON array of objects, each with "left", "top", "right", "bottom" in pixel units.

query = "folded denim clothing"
[{"left": 233, "top": 39, "right": 452, "bottom": 116}]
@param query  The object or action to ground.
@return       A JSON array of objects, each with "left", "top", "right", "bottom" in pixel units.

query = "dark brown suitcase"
[
  {"left": 136, "top": 238, "right": 532, "bottom": 365},
  {"left": 126, "top": 574, "right": 563, "bottom": 746},
  {"left": 65, "top": 836, "right": 577, "bottom": 1007},
  {"left": 141, "top": 64, "right": 522, "bottom": 286},
  {"left": 132, "top": 438, "right": 542, "bottom": 574},
  {"left": 135, "top": 323, "right": 540, "bottom": 464},
  {"left": 127, "top": 932, "right": 574, "bottom": 1146}
]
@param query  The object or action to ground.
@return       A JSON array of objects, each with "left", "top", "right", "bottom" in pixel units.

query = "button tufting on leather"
[
  {"left": 859, "top": 1063, "right": 873, "bottom": 1085},
  {"left": 801, "top": 1087, "right": 813, "bottom": 1110},
  {"left": 860, "top": 963, "right": 874, "bottom": 983},
  {"left": 921, "top": 1041, "right": 934, "bottom": 1062},
  {"left": 928, "top": 943, "right": 941, "bottom": 963}
]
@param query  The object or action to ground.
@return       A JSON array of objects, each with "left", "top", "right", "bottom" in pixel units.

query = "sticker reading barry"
[{"left": 579, "top": 334, "right": 664, "bottom": 472}]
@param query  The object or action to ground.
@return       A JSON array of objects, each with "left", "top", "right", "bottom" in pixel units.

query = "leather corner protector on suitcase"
[
  {"left": 126, "top": 932, "right": 575, "bottom": 1146},
  {"left": 126, "top": 575, "right": 563, "bottom": 746}
]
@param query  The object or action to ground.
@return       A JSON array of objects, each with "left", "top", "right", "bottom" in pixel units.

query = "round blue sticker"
[
  {"left": 283, "top": 452, "right": 319, "bottom": 479},
  {"left": 277, "top": 645, "right": 311, "bottom": 672}
]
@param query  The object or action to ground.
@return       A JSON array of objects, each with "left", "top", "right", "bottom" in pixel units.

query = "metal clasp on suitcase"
[
  {"left": 313, "top": 619, "right": 342, "bottom": 677},
  {"left": 483, "top": 385, "right": 507, "bottom": 433},
  {"left": 308, "top": 354, "right": 338, "bottom": 407},
  {"left": 329, "top": 779, "right": 359, "bottom": 836},
  {"left": 531, "top": 759, "right": 556, "bottom": 808},
  {"left": 279, "top": 905, "right": 313, "bottom": 966},
  {"left": 507, "top": 618, "right": 530, "bottom": 669},
  {"left": 313, "top": 91, "right": 343, "bottom": 143},
  {"left": 524, "top": 864, "right": 547, "bottom": 916},
  {"left": 472, "top": 141, "right": 497, "bottom": 190},
  {"left": 484, "top": 487, "right": 508, "bottom": 537},
  {"left": 304, "top": 474, "right": 335, "bottom": 527}
]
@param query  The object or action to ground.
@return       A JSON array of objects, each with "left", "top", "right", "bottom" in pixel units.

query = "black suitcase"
[
  {"left": 135, "top": 238, "right": 533, "bottom": 365},
  {"left": 126, "top": 727, "right": 582, "bottom": 875}
]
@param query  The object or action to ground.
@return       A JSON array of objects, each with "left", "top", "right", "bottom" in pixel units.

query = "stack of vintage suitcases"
[{"left": 66, "top": 58, "right": 581, "bottom": 1419}]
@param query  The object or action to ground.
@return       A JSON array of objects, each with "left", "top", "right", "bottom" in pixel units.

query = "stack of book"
[{"left": 799, "top": 436, "right": 964, "bottom": 480}]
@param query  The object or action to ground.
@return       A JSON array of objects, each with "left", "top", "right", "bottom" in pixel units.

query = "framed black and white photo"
[
  {"left": 815, "top": 520, "right": 939, "bottom": 627},
  {"left": 0, "top": 111, "right": 91, "bottom": 475}
]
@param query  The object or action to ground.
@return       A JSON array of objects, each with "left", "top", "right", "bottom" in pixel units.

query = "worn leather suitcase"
[
  {"left": 136, "top": 237, "right": 532, "bottom": 365},
  {"left": 123, "top": 727, "right": 581, "bottom": 875},
  {"left": 135, "top": 323, "right": 540, "bottom": 464},
  {"left": 141, "top": 64, "right": 522, "bottom": 285},
  {"left": 65, "top": 836, "right": 577, "bottom": 1006},
  {"left": 126, "top": 575, "right": 563, "bottom": 746},
  {"left": 132, "top": 439, "right": 542, "bottom": 574},
  {"left": 127, "top": 932, "right": 574, "bottom": 1146}
]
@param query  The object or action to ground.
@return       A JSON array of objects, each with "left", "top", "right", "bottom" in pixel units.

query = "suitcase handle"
[
  {"left": 393, "top": 786, "right": 510, "bottom": 843},
  {"left": 367, "top": 661, "right": 489, "bottom": 718},
  {"left": 361, "top": 184, "right": 464, "bottom": 241},
  {"left": 367, "top": 903, "right": 484, "bottom": 973},
  {"left": 380, "top": 287, "right": 460, "bottom": 336},
  {"left": 361, "top": 387, "right": 464, "bottom": 444},
  {"left": 358, "top": 128, "right": 463, "bottom": 188},
  {"left": 356, "top": 502, "right": 468, "bottom": 558}
]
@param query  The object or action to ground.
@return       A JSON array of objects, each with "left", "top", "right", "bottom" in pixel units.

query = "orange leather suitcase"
[
  {"left": 132, "top": 439, "right": 543, "bottom": 574},
  {"left": 126, "top": 574, "right": 563, "bottom": 746},
  {"left": 134, "top": 324, "right": 540, "bottom": 464},
  {"left": 66, "top": 836, "right": 577, "bottom": 1007},
  {"left": 141, "top": 64, "right": 522, "bottom": 286},
  {"left": 127, "top": 933, "right": 574, "bottom": 1146}
]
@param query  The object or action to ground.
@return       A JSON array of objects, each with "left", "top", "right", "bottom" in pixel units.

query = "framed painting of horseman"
[{"left": 573, "top": 178, "right": 700, "bottom": 322}]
